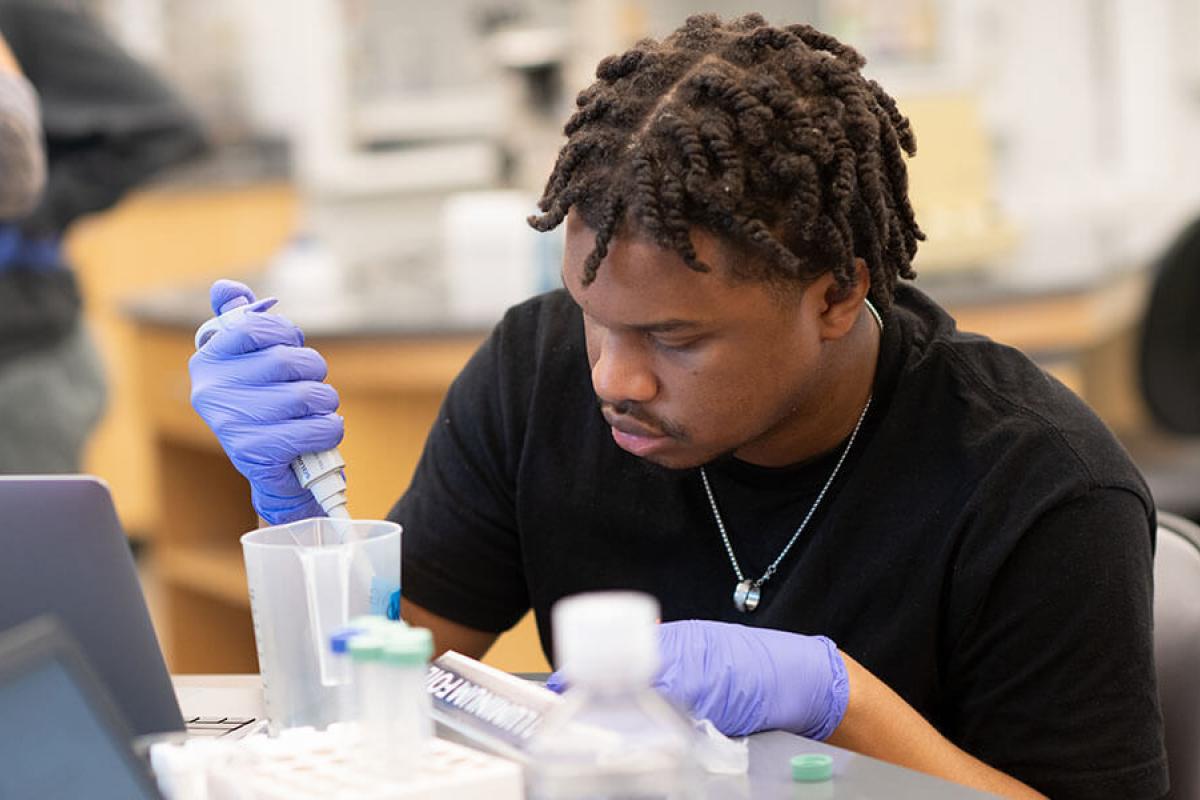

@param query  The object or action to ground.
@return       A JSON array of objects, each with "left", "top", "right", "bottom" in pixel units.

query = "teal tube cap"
[{"left": 790, "top": 753, "right": 833, "bottom": 782}]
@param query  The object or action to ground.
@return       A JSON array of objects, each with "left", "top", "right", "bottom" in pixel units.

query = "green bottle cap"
[
  {"left": 348, "top": 635, "right": 385, "bottom": 661},
  {"left": 382, "top": 626, "right": 433, "bottom": 667},
  {"left": 790, "top": 753, "right": 833, "bottom": 782}
]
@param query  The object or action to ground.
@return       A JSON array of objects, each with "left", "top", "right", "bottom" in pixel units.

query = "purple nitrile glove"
[
  {"left": 546, "top": 619, "right": 849, "bottom": 740},
  {"left": 653, "top": 620, "right": 849, "bottom": 739},
  {"left": 189, "top": 279, "right": 344, "bottom": 524}
]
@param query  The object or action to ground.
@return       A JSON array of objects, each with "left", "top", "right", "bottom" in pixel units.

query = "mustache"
[{"left": 599, "top": 400, "right": 688, "bottom": 440}]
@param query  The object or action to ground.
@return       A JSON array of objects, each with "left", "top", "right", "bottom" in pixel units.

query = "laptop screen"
[
  {"left": 0, "top": 660, "right": 162, "bottom": 798},
  {"left": 0, "top": 476, "right": 185, "bottom": 736},
  {"left": 0, "top": 617, "right": 162, "bottom": 799}
]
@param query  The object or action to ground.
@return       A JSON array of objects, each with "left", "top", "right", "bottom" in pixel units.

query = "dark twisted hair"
[{"left": 528, "top": 13, "right": 924, "bottom": 308}]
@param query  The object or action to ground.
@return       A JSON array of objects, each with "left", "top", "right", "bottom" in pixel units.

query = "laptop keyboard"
[{"left": 185, "top": 715, "right": 256, "bottom": 737}]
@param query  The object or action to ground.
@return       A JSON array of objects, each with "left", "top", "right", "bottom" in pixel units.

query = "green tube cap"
[
  {"left": 348, "top": 635, "right": 385, "bottom": 662},
  {"left": 790, "top": 753, "right": 833, "bottom": 782},
  {"left": 382, "top": 627, "right": 433, "bottom": 666}
]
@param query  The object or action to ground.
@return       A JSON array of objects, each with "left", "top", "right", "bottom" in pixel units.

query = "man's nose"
[{"left": 591, "top": 332, "right": 657, "bottom": 406}]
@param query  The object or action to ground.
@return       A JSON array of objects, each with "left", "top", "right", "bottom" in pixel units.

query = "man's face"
[{"left": 562, "top": 214, "right": 841, "bottom": 469}]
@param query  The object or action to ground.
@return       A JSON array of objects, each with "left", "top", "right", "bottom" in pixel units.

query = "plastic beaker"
[{"left": 241, "top": 518, "right": 401, "bottom": 733}]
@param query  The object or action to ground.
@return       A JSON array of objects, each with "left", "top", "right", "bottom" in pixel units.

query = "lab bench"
[{"left": 173, "top": 674, "right": 996, "bottom": 799}]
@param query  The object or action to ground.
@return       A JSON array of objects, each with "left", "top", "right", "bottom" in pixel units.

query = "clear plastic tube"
[
  {"left": 382, "top": 627, "right": 434, "bottom": 768},
  {"left": 347, "top": 624, "right": 433, "bottom": 777},
  {"left": 349, "top": 635, "right": 388, "bottom": 765}
]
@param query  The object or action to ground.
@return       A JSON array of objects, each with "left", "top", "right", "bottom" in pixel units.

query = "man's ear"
[{"left": 813, "top": 258, "right": 871, "bottom": 341}]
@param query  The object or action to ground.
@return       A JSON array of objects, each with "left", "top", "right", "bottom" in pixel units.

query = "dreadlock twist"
[{"left": 529, "top": 13, "right": 924, "bottom": 308}]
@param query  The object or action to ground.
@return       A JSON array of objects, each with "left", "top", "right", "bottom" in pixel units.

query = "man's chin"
[{"left": 636, "top": 447, "right": 733, "bottom": 471}]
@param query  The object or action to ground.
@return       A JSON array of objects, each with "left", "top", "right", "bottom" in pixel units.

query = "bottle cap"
[
  {"left": 347, "top": 635, "right": 385, "bottom": 662},
  {"left": 552, "top": 591, "right": 659, "bottom": 687},
  {"left": 790, "top": 753, "right": 833, "bottom": 782},
  {"left": 329, "top": 627, "right": 364, "bottom": 654},
  {"left": 382, "top": 627, "right": 433, "bottom": 667}
]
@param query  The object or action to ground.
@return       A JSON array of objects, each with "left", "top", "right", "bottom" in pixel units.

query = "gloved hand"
[
  {"left": 189, "top": 279, "right": 344, "bottom": 524},
  {"left": 546, "top": 619, "right": 849, "bottom": 740}
]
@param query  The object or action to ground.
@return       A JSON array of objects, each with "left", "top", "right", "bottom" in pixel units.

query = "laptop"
[
  {"left": 0, "top": 614, "right": 164, "bottom": 799},
  {"left": 0, "top": 475, "right": 259, "bottom": 740}
]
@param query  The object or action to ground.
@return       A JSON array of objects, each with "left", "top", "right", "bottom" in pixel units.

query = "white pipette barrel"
[{"left": 194, "top": 296, "right": 350, "bottom": 519}]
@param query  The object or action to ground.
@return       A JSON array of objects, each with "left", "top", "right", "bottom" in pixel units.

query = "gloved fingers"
[
  {"left": 653, "top": 619, "right": 766, "bottom": 737},
  {"left": 236, "top": 460, "right": 327, "bottom": 524},
  {"left": 210, "top": 279, "right": 255, "bottom": 314},
  {"left": 658, "top": 620, "right": 845, "bottom": 739},
  {"left": 233, "top": 458, "right": 308, "bottom": 497},
  {"left": 202, "top": 312, "right": 306, "bottom": 355},
  {"left": 191, "top": 344, "right": 329, "bottom": 385},
  {"left": 194, "top": 381, "right": 340, "bottom": 428},
  {"left": 652, "top": 620, "right": 712, "bottom": 710},
  {"left": 251, "top": 484, "right": 327, "bottom": 526},
  {"left": 258, "top": 345, "right": 330, "bottom": 383},
  {"left": 225, "top": 413, "right": 345, "bottom": 466},
  {"left": 651, "top": 666, "right": 710, "bottom": 727},
  {"left": 651, "top": 668, "right": 702, "bottom": 716}
]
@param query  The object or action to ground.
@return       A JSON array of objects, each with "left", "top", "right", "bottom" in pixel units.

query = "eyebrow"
[{"left": 560, "top": 268, "right": 706, "bottom": 333}]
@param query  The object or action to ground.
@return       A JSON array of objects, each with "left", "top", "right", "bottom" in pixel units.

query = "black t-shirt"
[{"left": 393, "top": 284, "right": 1168, "bottom": 799}]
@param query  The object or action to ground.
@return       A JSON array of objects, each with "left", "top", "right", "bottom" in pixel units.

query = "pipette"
[{"left": 194, "top": 294, "right": 351, "bottom": 519}]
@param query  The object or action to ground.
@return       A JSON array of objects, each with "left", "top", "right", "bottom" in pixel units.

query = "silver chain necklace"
[{"left": 702, "top": 299, "right": 883, "bottom": 612}]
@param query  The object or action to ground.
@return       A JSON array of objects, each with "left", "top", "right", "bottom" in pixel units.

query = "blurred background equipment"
[
  {"left": 0, "top": 0, "right": 206, "bottom": 478},
  {"left": 37, "top": 0, "right": 1200, "bottom": 676},
  {"left": 1138, "top": 215, "right": 1200, "bottom": 439},
  {"left": 1122, "top": 215, "right": 1200, "bottom": 522},
  {"left": 0, "top": 28, "right": 45, "bottom": 219}
]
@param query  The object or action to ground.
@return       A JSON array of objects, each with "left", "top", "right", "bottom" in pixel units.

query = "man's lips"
[
  {"left": 603, "top": 412, "right": 671, "bottom": 456},
  {"left": 603, "top": 412, "right": 666, "bottom": 439}
]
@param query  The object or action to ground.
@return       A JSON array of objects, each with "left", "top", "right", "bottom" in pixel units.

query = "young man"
[{"left": 191, "top": 14, "right": 1166, "bottom": 798}]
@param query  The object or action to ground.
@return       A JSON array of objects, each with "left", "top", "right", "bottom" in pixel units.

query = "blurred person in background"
[
  {"left": 191, "top": 14, "right": 1165, "bottom": 799},
  {"left": 0, "top": 28, "right": 44, "bottom": 218},
  {"left": 0, "top": 0, "right": 206, "bottom": 472}
]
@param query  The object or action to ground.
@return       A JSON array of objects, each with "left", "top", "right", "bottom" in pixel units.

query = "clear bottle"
[{"left": 525, "top": 591, "right": 700, "bottom": 800}]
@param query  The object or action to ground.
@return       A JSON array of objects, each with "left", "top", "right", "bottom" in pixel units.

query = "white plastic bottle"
[{"left": 525, "top": 592, "right": 700, "bottom": 800}]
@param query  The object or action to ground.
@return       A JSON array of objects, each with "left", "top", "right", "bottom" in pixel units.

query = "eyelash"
[{"left": 650, "top": 334, "right": 699, "bottom": 353}]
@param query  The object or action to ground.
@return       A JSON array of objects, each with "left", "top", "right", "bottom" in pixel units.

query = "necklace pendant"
[{"left": 733, "top": 580, "right": 761, "bottom": 613}]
